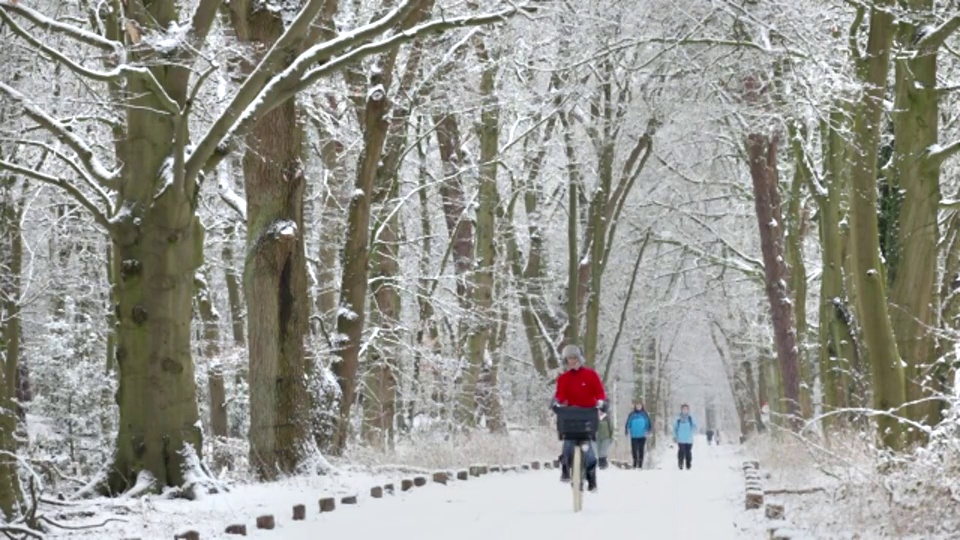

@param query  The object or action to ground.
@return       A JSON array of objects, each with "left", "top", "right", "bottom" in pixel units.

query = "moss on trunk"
[
  {"left": 888, "top": 1, "right": 944, "bottom": 436},
  {"left": 847, "top": 1, "right": 906, "bottom": 450}
]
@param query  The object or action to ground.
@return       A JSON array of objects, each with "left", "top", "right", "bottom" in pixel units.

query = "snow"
[
  {"left": 149, "top": 20, "right": 192, "bottom": 54},
  {"left": 266, "top": 219, "right": 297, "bottom": 239},
  {"left": 337, "top": 305, "right": 359, "bottom": 321},
  {"left": 153, "top": 156, "right": 175, "bottom": 200},
  {"left": 367, "top": 83, "right": 386, "bottom": 102},
  {"left": 51, "top": 438, "right": 765, "bottom": 539}
]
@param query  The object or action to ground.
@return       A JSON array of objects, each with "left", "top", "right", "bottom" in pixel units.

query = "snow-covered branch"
[
  {"left": 928, "top": 140, "right": 960, "bottom": 167},
  {"left": 0, "top": 8, "right": 179, "bottom": 115},
  {"left": 15, "top": 140, "right": 113, "bottom": 211},
  {"left": 217, "top": 171, "right": 247, "bottom": 222},
  {"left": 654, "top": 235, "right": 765, "bottom": 283},
  {"left": 0, "top": 0, "right": 118, "bottom": 51},
  {"left": 0, "top": 82, "right": 120, "bottom": 188},
  {"left": 186, "top": 0, "right": 425, "bottom": 182},
  {"left": 916, "top": 14, "right": 960, "bottom": 50},
  {"left": 0, "top": 159, "right": 110, "bottom": 229},
  {"left": 191, "top": 3, "right": 526, "bottom": 179}
]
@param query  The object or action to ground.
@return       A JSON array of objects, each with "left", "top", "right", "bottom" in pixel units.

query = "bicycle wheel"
[{"left": 571, "top": 444, "right": 583, "bottom": 512}]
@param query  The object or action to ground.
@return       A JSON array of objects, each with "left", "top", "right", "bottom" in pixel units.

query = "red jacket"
[{"left": 555, "top": 366, "right": 606, "bottom": 408}]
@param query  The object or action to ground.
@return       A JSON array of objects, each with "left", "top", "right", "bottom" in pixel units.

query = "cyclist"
[{"left": 551, "top": 344, "right": 608, "bottom": 492}]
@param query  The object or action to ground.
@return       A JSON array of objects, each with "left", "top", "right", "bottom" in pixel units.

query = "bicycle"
[{"left": 554, "top": 406, "right": 600, "bottom": 512}]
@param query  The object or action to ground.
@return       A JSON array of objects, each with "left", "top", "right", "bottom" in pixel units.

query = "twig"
[
  {"left": 766, "top": 486, "right": 827, "bottom": 495},
  {"left": 39, "top": 515, "right": 128, "bottom": 530}
]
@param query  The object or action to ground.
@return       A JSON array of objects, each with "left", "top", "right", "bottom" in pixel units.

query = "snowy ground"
[{"left": 50, "top": 436, "right": 764, "bottom": 539}]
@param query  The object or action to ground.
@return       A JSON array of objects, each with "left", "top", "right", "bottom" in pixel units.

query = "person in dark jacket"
[{"left": 624, "top": 401, "right": 652, "bottom": 468}]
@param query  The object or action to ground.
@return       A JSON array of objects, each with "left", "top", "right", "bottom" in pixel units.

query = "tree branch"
[
  {"left": 186, "top": 0, "right": 425, "bottom": 182},
  {"left": 601, "top": 230, "right": 650, "bottom": 384},
  {"left": 0, "top": 7, "right": 179, "bottom": 115},
  {"left": 0, "top": 0, "right": 118, "bottom": 50},
  {"left": 15, "top": 139, "right": 113, "bottom": 211},
  {"left": 0, "top": 82, "right": 119, "bottom": 187},
  {"left": 195, "top": 4, "right": 525, "bottom": 179},
  {"left": 928, "top": 139, "right": 960, "bottom": 167},
  {"left": 916, "top": 13, "right": 960, "bottom": 50},
  {"left": 0, "top": 160, "right": 110, "bottom": 229},
  {"left": 190, "top": 0, "right": 223, "bottom": 46}
]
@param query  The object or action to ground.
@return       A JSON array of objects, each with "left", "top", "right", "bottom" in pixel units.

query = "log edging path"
[
  {"left": 173, "top": 458, "right": 555, "bottom": 538},
  {"left": 741, "top": 460, "right": 813, "bottom": 540}
]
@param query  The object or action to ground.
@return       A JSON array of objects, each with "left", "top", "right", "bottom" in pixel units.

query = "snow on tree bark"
[
  {"left": 746, "top": 131, "right": 803, "bottom": 429},
  {"left": 227, "top": 0, "right": 315, "bottom": 478}
]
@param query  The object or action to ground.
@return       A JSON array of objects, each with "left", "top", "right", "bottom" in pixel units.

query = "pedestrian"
[
  {"left": 596, "top": 411, "right": 613, "bottom": 469},
  {"left": 715, "top": 429, "right": 721, "bottom": 445},
  {"left": 624, "top": 400, "right": 652, "bottom": 469},
  {"left": 673, "top": 404, "right": 698, "bottom": 470},
  {"left": 706, "top": 429, "right": 714, "bottom": 445}
]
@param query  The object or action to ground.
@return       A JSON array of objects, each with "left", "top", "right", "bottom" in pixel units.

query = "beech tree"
[{"left": 0, "top": 0, "right": 526, "bottom": 493}]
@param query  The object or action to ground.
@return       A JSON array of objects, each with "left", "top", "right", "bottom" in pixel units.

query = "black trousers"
[
  {"left": 630, "top": 437, "right": 647, "bottom": 468},
  {"left": 677, "top": 443, "right": 693, "bottom": 469}
]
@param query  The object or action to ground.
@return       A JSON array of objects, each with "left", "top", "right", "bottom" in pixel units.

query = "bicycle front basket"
[{"left": 556, "top": 407, "right": 598, "bottom": 441}]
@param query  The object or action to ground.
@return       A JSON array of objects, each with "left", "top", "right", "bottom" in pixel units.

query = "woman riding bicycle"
[{"left": 551, "top": 344, "right": 608, "bottom": 492}]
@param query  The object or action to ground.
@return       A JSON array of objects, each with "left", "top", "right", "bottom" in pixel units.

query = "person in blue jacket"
[
  {"left": 673, "top": 404, "right": 698, "bottom": 470},
  {"left": 624, "top": 401, "right": 652, "bottom": 468}
]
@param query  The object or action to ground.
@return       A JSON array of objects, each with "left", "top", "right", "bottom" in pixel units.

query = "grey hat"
[{"left": 561, "top": 344, "right": 584, "bottom": 365}]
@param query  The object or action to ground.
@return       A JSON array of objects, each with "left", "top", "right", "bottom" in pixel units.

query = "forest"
[{"left": 1, "top": 0, "right": 960, "bottom": 537}]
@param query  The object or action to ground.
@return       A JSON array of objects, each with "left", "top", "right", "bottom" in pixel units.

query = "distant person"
[
  {"left": 715, "top": 429, "right": 721, "bottom": 445},
  {"left": 672, "top": 404, "right": 698, "bottom": 470},
  {"left": 706, "top": 429, "right": 715, "bottom": 445},
  {"left": 624, "top": 400, "right": 652, "bottom": 468},
  {"left": 596, "top": 411, "right": 613, "bottom": 469}
]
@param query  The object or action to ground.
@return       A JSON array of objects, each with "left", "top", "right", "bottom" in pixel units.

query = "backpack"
[{"left": 675, "top": 416, "right": 693, "bottom": 432}]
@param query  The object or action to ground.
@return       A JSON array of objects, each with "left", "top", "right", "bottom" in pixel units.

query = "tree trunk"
[
  {"left": 746, "top": 133, "right": 802, "bottom": 428},
  {"left": 459, "top": 39, "right": 500, "bottom": 425},
  {"left": 108, "top": 10, "right": 205, "bottom": 489},
  {"left": 331, "top": 71, "right": 390, "bottom": 453},
  {"left": 888, "top": 1, "right": 947, "bottom": 436},
  {"left": 815, "top": 111, "right": 858, "bottom": 421},
  {"left": 0, "top": 173, "right": 25, "bottom": 520},
  {"left": 194, "top": 268, "right": 227, "bottom": 439},
  {"left": 414, "top": 148, "right": 442, "bottom": 427},
  {"left": 785, "top": 123, "right": 813, "bottom": 419},
  {"left": 0, "top": 179, "right": 23, "bottom": 409},
  {"left": 312, "top": 113, "right": 347, "bottom": 336},
  {"left": 560, "top": 113, "right": 580, "bottom": 346},
  {"left": 938, "top": 213, "right": 960, "bottom": 399},
  {"left": 848, "top": 1, "right": 906, "bottom": 450},
  {"left": 223, "top": 224, "right": 246, "bottom": 347},
  {"left": 0, "top": 358, "right": 22, "bottom": 521},
  {"left": 433, "top": 113, "right": 476, "bottom": 328},
  {"left": 480, "top": 265, "right": 508, "bottom": 433},
  {"left": 227, "top": 0, "right": 314, "bottom": 478},
  {"left": 364, "top": 168, "right": 402, "bottom": 449}
]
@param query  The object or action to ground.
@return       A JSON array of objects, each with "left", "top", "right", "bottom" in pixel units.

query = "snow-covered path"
[{"left": 267, "top": 441, "right": 757, "bottom": 540}]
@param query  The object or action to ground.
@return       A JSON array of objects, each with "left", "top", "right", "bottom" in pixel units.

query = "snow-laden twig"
[
  {"left": 217, "top": 169, "right": 247, "bottom": 221},
  {"left": 186, "top": 0, "right": 423, "bottom": 181},
  {"left": 800, "top": 396, "right": 948, "bottom": 437},
  {"left": 190, "top": 3, "right": 528, "bottom": 180},
  {"left": 0, "top": 82, "right": 120, "bottom": 187},
  {"left": 0, "top": 0, "right": 118, "bottom": 50},
  {"left": 0, "top": 160, "right": 110, "bottom": 229},
  {"left": 14, "top": 140, "right": 114, "bottom": 212},
  {"left": 0, "top": 8, "right": 179, "bottom": 115}
]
